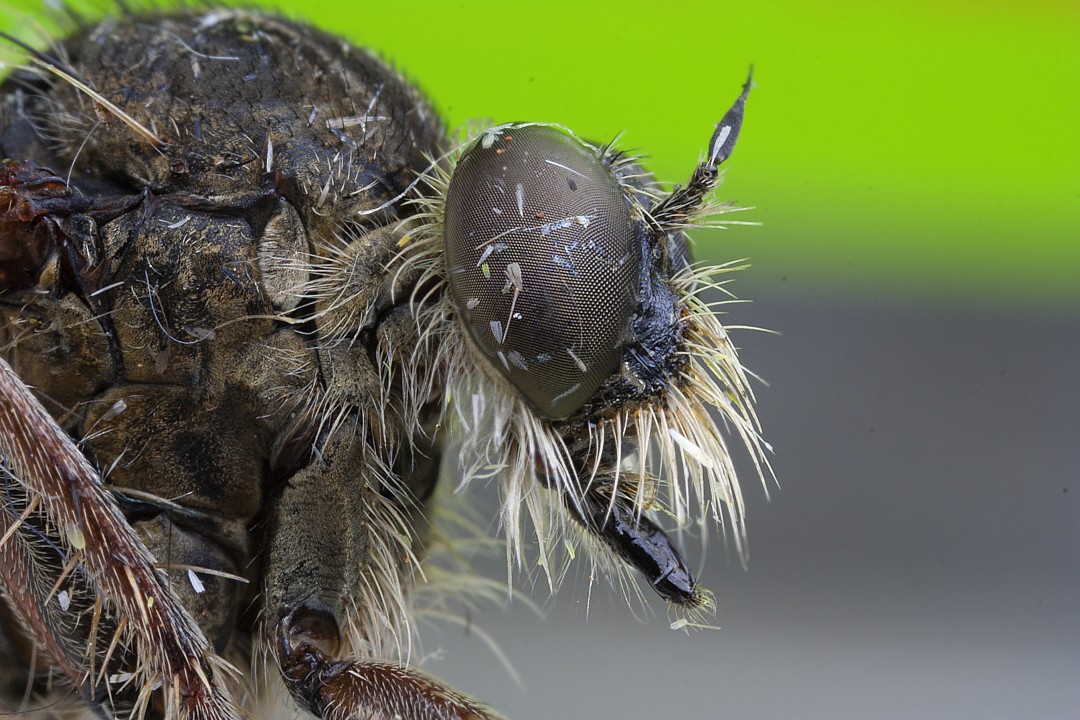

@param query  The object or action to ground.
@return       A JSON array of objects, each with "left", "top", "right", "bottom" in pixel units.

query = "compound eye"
[{"left": 444, "top": 125, "right": 640, "bottom": 420}]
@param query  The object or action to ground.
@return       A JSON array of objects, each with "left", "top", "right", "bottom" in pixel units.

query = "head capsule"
[{"left": 423, "top": 75, "right": 763, "bottom": 612}]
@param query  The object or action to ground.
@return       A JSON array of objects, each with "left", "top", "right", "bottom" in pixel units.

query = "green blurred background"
[{"left": 3, "top": 0, "right": 1077, "bottom": 310}]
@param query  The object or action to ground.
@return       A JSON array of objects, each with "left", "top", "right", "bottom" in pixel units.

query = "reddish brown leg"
[
  {"left": 0, "top": 358, "right": 240, "bottom": 719},
  {"left": 277, "top": 628, "right": 505, "bottom": 720}
]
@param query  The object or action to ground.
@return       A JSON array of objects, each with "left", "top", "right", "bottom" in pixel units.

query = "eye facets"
[{"left": 443, "top": 125, "right": 640, "bottom": 420}]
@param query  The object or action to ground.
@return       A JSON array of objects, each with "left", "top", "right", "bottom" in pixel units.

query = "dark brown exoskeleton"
[{"left": 0, "top": 7, "right": 766, "bottom": 720}]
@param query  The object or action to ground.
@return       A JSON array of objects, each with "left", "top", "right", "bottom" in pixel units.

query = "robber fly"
[{"left": 0, "top": 6, "right": 767, "bottom": 719}]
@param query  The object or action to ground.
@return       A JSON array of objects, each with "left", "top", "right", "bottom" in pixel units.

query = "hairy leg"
[
  {"left": 0, "top": 358, "right": 240, "bottom": 719},
  {"left": 264, "top": 429, "right": 504, "bottom": 720}
]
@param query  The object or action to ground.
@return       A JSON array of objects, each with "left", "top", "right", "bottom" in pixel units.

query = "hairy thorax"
[{"left": 0, "top": 10, "right": 443, "bottom": 659}]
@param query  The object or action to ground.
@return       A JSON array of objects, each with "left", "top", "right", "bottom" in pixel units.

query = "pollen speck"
[{"left": 66, "top": 525, "right": 86, "bottom": 550}]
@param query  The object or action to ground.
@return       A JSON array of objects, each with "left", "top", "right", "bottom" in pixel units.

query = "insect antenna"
[{"left": 648, "top": 67, "right": 753, "bottom": 233}]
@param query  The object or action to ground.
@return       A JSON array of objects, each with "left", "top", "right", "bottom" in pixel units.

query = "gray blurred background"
[{"left": 424, "top": 278, "right": 1080, "bottom": 720}]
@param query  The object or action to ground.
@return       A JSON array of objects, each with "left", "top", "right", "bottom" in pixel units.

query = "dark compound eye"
[{"left": 444, "top": 125, "right": 640, "bottom": 420}]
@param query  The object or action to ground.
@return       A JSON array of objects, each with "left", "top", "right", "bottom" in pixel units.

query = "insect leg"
[
  {"left": 0, "top": 598, "right": 39, "bottom": 702},
  {"left": 0, "top": 358, "right": 240, "bottom": 720},
  {"left": 265, "top": 432, "right": 505, "bottom": 720},
  {"left": 0, "top": 477, "right": 92, "bottom": 696}
]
